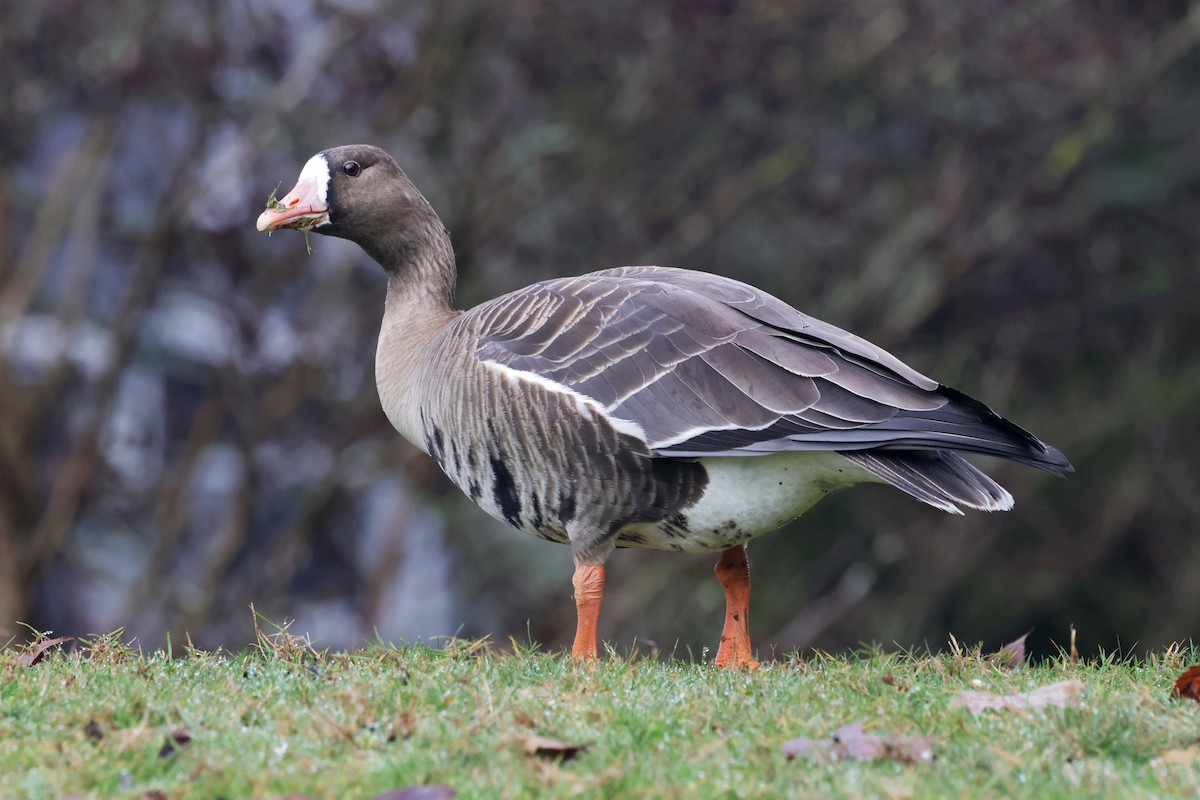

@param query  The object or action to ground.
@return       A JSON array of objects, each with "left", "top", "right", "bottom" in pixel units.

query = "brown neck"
[
  {"left": 359, "top": 198, "right": 459, "bottom": 312},
  {"left": 377, "top": 224, "right": 461, "bottom": 384},
  {"left": 382, "top": 268, "right": 460, "bottom": 336},
  {"left": 364, "top": 192, "right": 463, "bottom": 445}
]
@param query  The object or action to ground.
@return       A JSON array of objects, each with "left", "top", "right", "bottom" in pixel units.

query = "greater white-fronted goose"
[{"left": 257, "top": 145, "right": 1071, "bottom": 669}]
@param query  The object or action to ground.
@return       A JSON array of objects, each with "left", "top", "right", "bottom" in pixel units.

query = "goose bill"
[{"left": 256, "top": 179, "right": 329, "bottom": 232}]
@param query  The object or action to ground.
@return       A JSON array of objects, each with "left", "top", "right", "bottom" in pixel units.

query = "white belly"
[{"left": 617, "top": 451, "right": 880, "bottom": 552}]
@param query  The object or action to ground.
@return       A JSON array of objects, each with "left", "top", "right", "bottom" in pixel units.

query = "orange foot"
[
  {"left": 714, "top": 545, "right": 760, "bottom": 670},
  {"left": 571, "top": 562, "right": 604, "bottom": 662}
]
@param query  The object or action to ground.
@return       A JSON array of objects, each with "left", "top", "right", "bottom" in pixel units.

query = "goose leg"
[
  {"left": 571, "top": 562, "right": 605, "bottom": 660},
  {"left": 714, "top": 545, "right": 760, "bottom": 669}
]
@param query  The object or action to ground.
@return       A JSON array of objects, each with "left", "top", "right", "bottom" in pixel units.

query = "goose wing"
[{"left": 472, "top": 266, "right": 1069, "bottom": 473}]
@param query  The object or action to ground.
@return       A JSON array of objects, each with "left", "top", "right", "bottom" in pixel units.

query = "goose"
[{"left": 256, "top": 144, "right": 1071, "bottom": 669}]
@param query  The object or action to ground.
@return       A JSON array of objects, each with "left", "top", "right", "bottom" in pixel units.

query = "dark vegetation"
[{"left": 1, "top": 1, "right": 1198, "bottom": 658}]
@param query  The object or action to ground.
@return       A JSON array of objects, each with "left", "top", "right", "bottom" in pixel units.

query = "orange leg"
[
  {"left": 571, "top": 562, "right": 605, "bottom": 660},
  {"left": 714, "top": 545, "right": 760, "bottom": 670}
]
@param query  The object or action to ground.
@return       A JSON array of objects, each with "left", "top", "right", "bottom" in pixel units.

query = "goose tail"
[{"left": 840, "top": 450, "right": 1016, "bottom": 514}]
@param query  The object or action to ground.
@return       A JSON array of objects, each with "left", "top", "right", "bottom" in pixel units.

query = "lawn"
[{"left": 1, "top": 626, "right": 1197, "bottom": 799}]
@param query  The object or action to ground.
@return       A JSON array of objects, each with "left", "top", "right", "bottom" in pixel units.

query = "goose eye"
[{"left": 342, "top": 161, "right": 362, "bottom": 177}]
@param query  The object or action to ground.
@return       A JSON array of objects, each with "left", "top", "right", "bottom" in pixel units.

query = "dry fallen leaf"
[
  {"left": 782, "top": 722, "right": 936, "bottom": 763},
  {"left": 990, "top": 633, "right": 1029, "bottom": 669},
  {"left": 1172, "top": 665, "right": 1200, "bottom": 704},
  {"left": 951, "top": 679, "right": 1084, "bottom": 716},
  {"left": 18, "top": 636, "right": 71, "bottom": 666},
  {"left": 881, "top": 671, "right": 909, "bottom": 692},
  {"left": 1152, "top": 746, "right": 1200, "bottom": 766},
  {"left": 368, "top": 786, "right": 457, "bottom": 800},
  {"left": 523, "top": 734, "right": 590, "bottom": 761}
]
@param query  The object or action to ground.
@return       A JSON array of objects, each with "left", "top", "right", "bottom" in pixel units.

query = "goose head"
[{"left": 257, "top": 144, "right": 449, "bottom": 276}]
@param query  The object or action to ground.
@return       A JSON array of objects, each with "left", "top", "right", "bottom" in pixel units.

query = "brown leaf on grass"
[
  {"left": 1153, "top": 746, "right": 1200, "bottom": 765},
  {"left": 1172, "top": 664, "right": 1200, "bottom": 704},
  {"left": 950, "top": 679, "right": 1083, "bottom": 715},
  {"left": 523, "top": 734, "right": 590, "bottom": 761},
  {"left": 84, "top": 719, "right": 104, "bottom": 741},
  {"left": 368, "top": 786, "right": 456, "bottom": 800},
  {"left": 782, "top": 722, "right": 936, "bottom": 763},
  {"left": 881, "top": 671, "right": 909, "bottom": 691},
  {"left": 990, "top": 633, "right": 1029, "bottom": 669},
  {"left": 18, "top": 636, "right": 71, "bottom": 666},
  {"left": 157, "top": 730, "right": 193, "bottom": 758}
]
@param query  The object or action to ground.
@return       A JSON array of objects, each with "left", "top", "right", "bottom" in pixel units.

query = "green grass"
[{"left": 1, "top": 629, "right": 1197, "bottom": 799}]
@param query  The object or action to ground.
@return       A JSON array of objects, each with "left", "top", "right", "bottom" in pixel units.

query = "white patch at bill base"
[{"left": 299, "top": 154, "right": 332, "bottom": 206}]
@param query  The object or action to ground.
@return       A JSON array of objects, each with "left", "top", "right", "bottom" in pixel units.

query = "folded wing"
[{"left": 472, "top": 266, "right": 1071, "bottom": 483}]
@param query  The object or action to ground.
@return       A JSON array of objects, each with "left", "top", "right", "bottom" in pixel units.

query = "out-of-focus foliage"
[{"left": 1, "top": 0, "right": 1197, "bottom": 657}]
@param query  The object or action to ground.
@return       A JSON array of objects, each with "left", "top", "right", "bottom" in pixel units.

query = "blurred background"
[{"left": 2, "top": 0, "right": 1198, "bottom": 660}]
